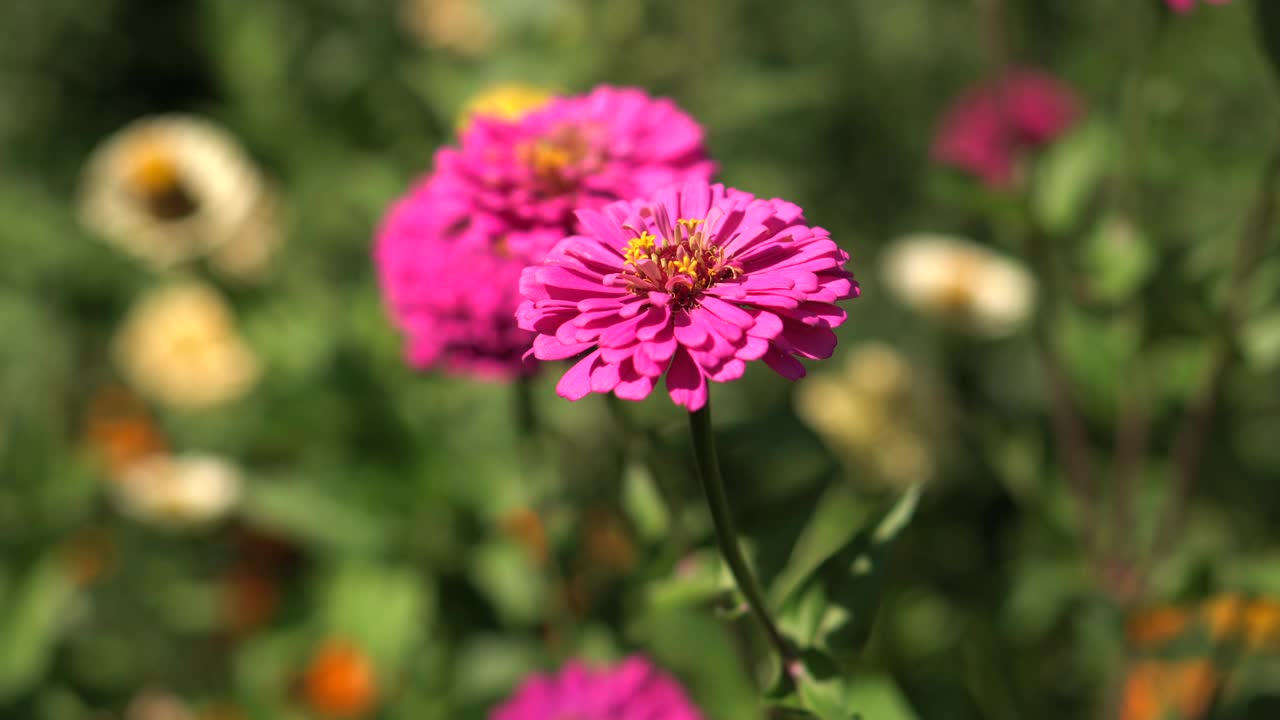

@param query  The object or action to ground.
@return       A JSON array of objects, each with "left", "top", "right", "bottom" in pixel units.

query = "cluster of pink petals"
[
  {"left": 1166, "top": 0, "right": 1231, "bottom": 12},
  {"left": 932, "top": 69, "right": 1081, "bottom": 187},
  {"left": 440, "top": 86, "right": 715, "bottom": 238},
  {"left": 517, "top": 181, "right": 858, "bottom": 412},
  {"left": 491, "top": 656, "right": 702, "bottom": 720},
  {"left": 374, "top": 86, "right": 713, "bottom": 379}
]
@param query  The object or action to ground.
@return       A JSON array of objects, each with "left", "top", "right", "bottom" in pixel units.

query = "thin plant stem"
[
  {"left": 1147, "top": 139, "right": 1280, "bottom": 565},
  {"left": 1104, "top": 0, "right": 1159, "bottom": 599},
  {"left": 974, "top": 0, "right": 1101, "bottom": 569},
  {"left": 688, "top": 399, "right": 800, "bottom": 683}
]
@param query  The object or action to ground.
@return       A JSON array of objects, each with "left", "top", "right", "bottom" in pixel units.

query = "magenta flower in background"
[
  {"left": 517, "top": 181, "right": 858, "bottom": 411},
  {"left": 374, "top": 86, "right": 714, "bottom": 379},
  {"left": 932, "top": 69, "right": 1081, "bottom": 188},
  {"left": 1166, "top": 0, "right": 1231, "bottom": 13},
  {"left": 491, "top": 656, "right": 702, "bottom": 720},
  {"left": 442, "top": 85, "right": 715, "bottom": 242}
]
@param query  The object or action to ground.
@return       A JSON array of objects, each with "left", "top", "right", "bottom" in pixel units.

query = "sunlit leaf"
[{"left": 0, "top": 554, "right": 77, "bottom": 703}]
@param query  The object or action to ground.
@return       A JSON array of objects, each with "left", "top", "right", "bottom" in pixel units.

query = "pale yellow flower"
[
  {"left": 880, "top": 233, "right": 1035, "bottom": 338},
  {"left": 796, "top": 342, "right": 935, "bottom": 489},
  {"left": 401, "top": 0, "right": 497, "bottom": 56},
  {"left": 79, "top": 115, "right": 282, "bottom": 276},
  {"left": 126, "top": 690, "right": 196, "bottom": 720},
  {"left": 114, "top": 283, "right": 260, "bottom": 410},
  {"left": 113, "top": 454, "right": 242, "bottom": 529},
  {"left": 457, "top": 83, "right": 554, "bottom": 131}
]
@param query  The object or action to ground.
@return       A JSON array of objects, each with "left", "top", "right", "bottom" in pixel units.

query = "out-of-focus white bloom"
[
  {"left": 113, "top": 454, "right": 242, "bottom": 529},
  {"left": 401, "top": 0, "right": 497, "bottom": 56},
  {"left": 456, "top": 83, "right": 554, "bottom": 131},
  {"left": 114, "top": 282, "right": 260, "bottom": 411},
  {"left": 880, "top": 233, "right": 1036, "bottom": 337},
  {"left": 125, "top": 689, "right": 196, "bottom": 720},
  {"left": 796, "top": 342, "right": 935, "bottom": 489},
  {"left": 79, "top": 114, "right": 282, "bottom": 276}
]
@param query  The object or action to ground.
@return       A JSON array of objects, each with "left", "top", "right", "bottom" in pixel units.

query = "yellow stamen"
[{"left": 125, "top": 138, "right": 180, "bottom": 196}]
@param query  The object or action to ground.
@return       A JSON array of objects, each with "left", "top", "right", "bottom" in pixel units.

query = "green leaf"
[
  {"left": 0, "top": 554, "right": 78, "bottom": 703},
  {"left": 467, "top": 541, "right": 549, "bottom": 626},
  {"left": 1084, "top": 214, "right": 1155, "bottom": 304},
  {"left": 845, "top": 676, "right": 919, "bottom": 720},
  {"left": 1032, "top": 121, "right": 1115, "bottom": 235},
  {"left": 240, "top": 481, "right": 389, "bottom": 553},
  {"left": 622, "top": 461, "right": 670, "bottom": 542},
  {"left": 1242, "top": 309, "right": 1280, "bottom": 372},
  {"left": 1057, "top": 310, "right": 1142, "bottom": 418},
  {"left": 318, "top": 563, "right": 434, "bottom": 672},
  {"left": 778, "top": 485, "right": 923, "bottom": 658}
]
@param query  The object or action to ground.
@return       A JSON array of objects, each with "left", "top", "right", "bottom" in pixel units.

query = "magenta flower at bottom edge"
[
  {"left": 491, "top": 656, "right": 703, "bottom": 720},
  {"left": 517, "top": 181, "right": 859, "bottom": 412},
  {"left": 1166, "top": 0, "right": 1231, "bottom": 13}
]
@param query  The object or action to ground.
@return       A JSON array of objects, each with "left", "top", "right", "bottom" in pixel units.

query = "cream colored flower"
[
  {"left": 126, "top": 690, "right": 196, "bottom": 720},
  {"left": 114, "top": 283, "right": 260, "bottom": 410},
  {"left": 113, "top": 454, "right": 242, "bottom": 529},
  {"left": 796, "top": 343, "right": 935, "bottom": 489},
  {"left": 79, "top": 115, "right": 282, "bottom": 276},
  {"left": 401, "top": 0, "right": 497, "bottom": 56},
  {"left": 880, "top": 233, "right": 1036, "bottom": 337},
  {"left": 456, "top": 83, "right": 554, "bottom": 131}
]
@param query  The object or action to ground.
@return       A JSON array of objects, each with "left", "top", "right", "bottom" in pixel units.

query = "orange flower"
[
  {"left": 1126, "top": 605, "right": 1192, "bottom": 649},
  {"left": 1120, "top": 660, "right": 1218, "bottom": 720},
  {"left": 583, "top": 507, "right": 636, "bottom": 574},
  {"left": 500, "top": 508, "right": 548, "bottom": 565},
  {"left": 1200, "top": 594, "right": 1248, "bottom": 643},
  {"left": 1242, "top": 599, "right": 1280, "bottom": 650},
  {"left": 302, "top": 640, "right": 378, "bottom": 718},
  {"left": 84, "top": 384, "right": 167, "bottom": 480}
]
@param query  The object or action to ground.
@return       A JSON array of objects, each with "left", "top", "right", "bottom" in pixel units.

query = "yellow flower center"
[
  {"left": 124, "top": 137, "right": 198, "bottom": 220},
  {"left": 619, "top": 218, "right": 741, "bottom": 309},
  {"left": 456, "top": 84, "right": 553, "bottom": 131},
  {"left": 516, "top": 125, "right": 597, "bottom": 197}
]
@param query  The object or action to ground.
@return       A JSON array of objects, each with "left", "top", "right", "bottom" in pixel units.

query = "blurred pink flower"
[
  {"left": 374, "top": 86, "right": 713, "bottom": 379},
  {"left": 491, "top": 656, "right": 702, "bottom": 720},
  {"left": 375, "top": 177, "right": 556, "bottom": 377},
  {"left": 932, "top": 69, "right": 1081, "bottom": 187},
  {"left": 1166, "top": 0, "right": 1231, "bottom": 13},
  {"left": 517, "top": 181, "right": 858, "bottom": 411}
]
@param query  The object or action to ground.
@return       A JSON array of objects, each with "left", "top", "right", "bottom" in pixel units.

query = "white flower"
[
  {"left": 113, "top": 454, "right": 242, "bottom": 529},
  {"left": 880, "top": 233, "right": 1036, "bottom": 337},
  {"left": 796, "top": 343, "right": 935, "bottom": 489},
  {"left": 79, "top": 115, "right": 282, "bottom": 276},
  {"left": 114, "top": 282, "right": 260, "bottom": 411}
]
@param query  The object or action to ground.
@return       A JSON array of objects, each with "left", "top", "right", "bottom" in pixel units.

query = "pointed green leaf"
[
  {"left": 778, "top": 485, "right": 923, "bottom": 658},
  {"left": 0, "top": 554, "right": 77, "bottom": 702}
]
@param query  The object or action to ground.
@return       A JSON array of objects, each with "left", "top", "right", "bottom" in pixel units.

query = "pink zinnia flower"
[
  {"left": 516, "top": 181, "right": 859, "bottom": 411},
  {"left": 1166, "top": 0, "right": 1231, "bottom": 13},
  {"left": 374, "top": 86, "right": 714, "bottom": 379},
  {"left": 932, "top": 69, "right": 1081, "bottom": 188},
  {"left": 491, "top": 656, "right": 702, "bottom": 720},
  {"left": 443, "top": 86, "right": 715, "bottom": 238}
]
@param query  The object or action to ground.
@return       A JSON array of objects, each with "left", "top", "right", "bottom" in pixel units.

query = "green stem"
[{"left": 688, "top": 400, "right": 799, "bottom": 682}]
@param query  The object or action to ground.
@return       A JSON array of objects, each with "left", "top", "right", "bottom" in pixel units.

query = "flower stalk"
[{"left": 688, "top": 399, "right": 800, "bottom": 682}]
